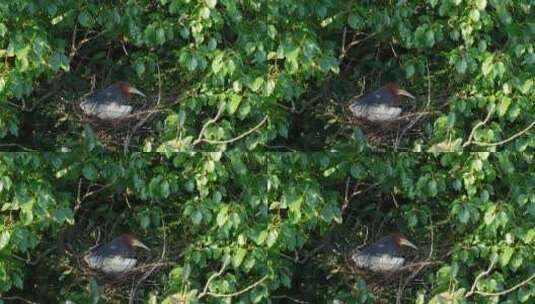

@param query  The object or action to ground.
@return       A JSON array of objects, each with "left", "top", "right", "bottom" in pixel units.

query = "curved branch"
[
  {"left": 205, "top": 275, "right": 269, "bottom": 299},
  {"left": 200, "top": 116, "right": 268, "bottom": 145},
  {"left": 472, "top": 120, "right": 535, "bottom": 147}
]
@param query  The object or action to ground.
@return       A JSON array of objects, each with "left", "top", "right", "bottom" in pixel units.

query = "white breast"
[
  {"left": 80, "top": 101, "right": 132, "bottom": 120},
  {"left": 349, "top": 104, "right": 402, "bottom": 122},
  {"left": 352, "top": 253, "right": 405, "bottom": 272},
  {"left": 84, "top": 254, "right": 138, "bottom": 274}
]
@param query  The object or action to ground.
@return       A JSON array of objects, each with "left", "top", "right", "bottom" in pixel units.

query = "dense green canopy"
[{"left": 0, "top": 0, "right": 534, "bottom": 303}]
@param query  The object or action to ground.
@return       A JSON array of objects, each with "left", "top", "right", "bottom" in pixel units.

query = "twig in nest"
[
  {"left": 396, "top": 222, "right": 435, "bottom": 304},
  {"left": 394, "top": 60, "right": 434, "bottom": 150},
  {"left": 128, "top": 220, "right": 167, "bottom": 304},
  {"left": 123, "top": 62, "right": 163, "bottom": 153}
]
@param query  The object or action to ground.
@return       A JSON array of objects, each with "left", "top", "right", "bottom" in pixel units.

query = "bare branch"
[
  {"left": 472, "top": 120, "right": 535, "bottom": 147},
  {"left": 192, "top": 103, "right": 226, "bottom": 146},
  {"left": 474, "top": 272, "right": 535, "bottom": 297},
  {"left": 198, "top": 259, "right": 229, "bottom": 299},
  {"left": 205, "top": 275, "right": 269, "bottom": 299},
  {"left": 463, "top": 107, "right": 494, "bottom": 148},
  {"left": 465, "top": 257, "right": 496, "bottom": 298},
  {"left": 200, "top": 116, "right": 269, "bottom": 145}
]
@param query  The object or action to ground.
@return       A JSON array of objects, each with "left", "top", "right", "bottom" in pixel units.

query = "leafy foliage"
[
  {"left": 1, "top": 153, "right": 534, "bottom": 303},
  {"left": 0, "top": 0, "right": 534, "bottom": 303}
]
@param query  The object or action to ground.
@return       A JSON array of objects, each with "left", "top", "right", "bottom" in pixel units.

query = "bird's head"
[
  {"left": 122, "top": 234, "right": 150, "bottom": 251},
  {"left": 385, "top": 83, "right": 416, "bottom": 106},
  {"left": 391, "top": 233, "right": 418, "bottom": 250},
  {"left": 116, "top": 82, "right": 146, "bottom": 98}
]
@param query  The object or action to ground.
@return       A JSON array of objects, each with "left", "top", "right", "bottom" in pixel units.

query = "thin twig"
[
  {"left": 272, "top": 295, "right": 310, "bottom": 303},
  {"left": 0, "top": 144, "right": 36, "bottom": 151},
  {"left": 129, "top": 220, "right": 167, "bottom": 304},
  {"left": 204, "top": 275, "right": 269, "bottom": 298},
  {"left": 474, "top": 272, "right": 535, "bottom": 297},
  {"left": 462, "top": 107, "right": 494, "bottom": 148},
  {"left": 396, "top": 222, "right": 435, "bottom": 304},
  {"left": 200, "top": 116, "right": 269, "bottom": 145},
  {"left": 0, "top": 296, "right": 38, "bottom": 304},
  {"left": 471, "top": 120, "right": 535, "bottom": 147},
  {"left": 198, "top": 259, "right": 229, "bottom": 299},
  {"left": 192, "top": 103, "right": 226, "bottom": 146},
  {"left": 465, "top": 257, "right": 497, "bottom": 298},
  {"left": 124, "top": 62, "right": 162, "bottom": 153},
  {"left": 394, "top": 60, "right": 433, "bottom": 150}
]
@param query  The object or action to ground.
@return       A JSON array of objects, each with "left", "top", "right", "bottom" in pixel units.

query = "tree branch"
[
  {"left": 201, "top": 116, "right": 268, "bottom": 145},
  {"left": 462, "top": 107, "right": 494, "bottom": 148},
  {"left": 205, "top": 275, "right": 269, "bottom": 299},
  {"left": 472, "top": 120, "right": 535, "bottom": 147},
  {"left": 192, "top": 103, "right": 226, "bottom": 146},
  {"left": 465, "top": 257, "right": 496, "bottom": 298}
]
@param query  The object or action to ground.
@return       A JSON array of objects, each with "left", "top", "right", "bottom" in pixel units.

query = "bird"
[
  {"left": 348, "top": 83, "right": 415, "bottom": 122},
  {"left": 351, "top": 233, "right": 417, "bottom": 272},
  {"left": 80, "top": 82, "right": 145, "bottom": 120},
  {"left": 84, "top": 234, "right": 150, "bottom": 275}
]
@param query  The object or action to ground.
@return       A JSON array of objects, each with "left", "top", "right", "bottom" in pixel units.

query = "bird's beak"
[
  {"left": 127, "top": 86, "right": 146, "bottom": 97},
  {"left": 399, "top": 238, "right": 418, "bottom": 250},
  {"left": 397, "top": 89, "right": 416, "bottom": 100},
  {"left": 131, "top": 239, "right": 150, "bottom": 251}
]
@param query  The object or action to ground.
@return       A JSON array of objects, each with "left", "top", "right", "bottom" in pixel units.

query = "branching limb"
[
  {"left": 462, "top": 107, "right": 494, "bottom": 148},
  {"left": 197, "top": 116, "right": 269, "bottom": 146},
  {"left": 474, "top": 272, "right": 535, "bottom": 297},
  {"left": 204, "top": 275, "right": 269, "bottom": 299},
  {"left": 471, "top": 120, "right": 535, "bottom": 147},
  {"left": 465, "top": 257, "right": 496, "bottom": 298},
  {"left": 198, "top": 259, "right": 229, "bottom": 299},
  {"left": 192, "top": 103, "right": 226, "bottom": 146}
]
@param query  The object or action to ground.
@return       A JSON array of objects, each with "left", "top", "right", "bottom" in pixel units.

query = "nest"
[
  {"left": 71, "top": 90, "right": 182, "bottom": 151},
  {"left": 340, "top": 100, "right": 436, "bottom": 150}
]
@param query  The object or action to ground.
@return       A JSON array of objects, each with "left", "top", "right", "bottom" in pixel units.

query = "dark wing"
[
  {"left": 359, "top": 237, "right": 398, "bottom": 256},
  {"left": 355, "top": 88, "right": 395, "bottom": 107},
  {"left": 86, "top": 84, "right": 127, "bottom": 106}
]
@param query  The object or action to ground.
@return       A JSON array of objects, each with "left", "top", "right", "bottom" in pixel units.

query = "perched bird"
[
  {"left": 348, "top": 83, "right": 415, "bottom": 122},
  {"left": 84, "top": 234, "right": 150, "bottom": 275},
  {"left": 80, "top": 82, "right": 145, "bottom": 120},
  {"left": 352, "top": 233, "right": 417, "bottom": 272}
]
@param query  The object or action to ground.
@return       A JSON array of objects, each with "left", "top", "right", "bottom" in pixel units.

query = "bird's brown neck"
[{"left": 117, "top": 82, "right": 131, "bottom": 98}]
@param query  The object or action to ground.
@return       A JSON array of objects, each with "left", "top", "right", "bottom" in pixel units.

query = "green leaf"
[
  {"left": 233, "top": 247, "right": 246, "bottom": 267},
  {"left": 500, "top": 247, "right": 514, "bottom": 266},
  {"left": 83, "top": 124, "right": 97, "bottom": 151},
  {"left": 455, "top": 58, "right": 467, "bottom": 74},
  {"left": 266, "top": 230, "right": 278, "bottom": 248},
  {"left": 248, "top": 77, "right": 264, "bottom": 92},
  {"left": 497, "top": 97, "right": 511, "bottom": 117},
  {"left": 82, "top": 164, "right": 97, "bottom": 181},
  {"left": 205, "top": 0, "right": 217, "bottom": 8},
  {"left": 0, "top": 231, "right": 10, "bottom": 250},
  {"left": 217, "top": 205, "right": 229, "bottom": 227},
  {"left": 227, "top": 94, "right": 242, "bottom": 114},
  {"left": 348, "top": 14, "right": 362, "bottom": 30},
  {"left": 49, "top": 53, "right": 70, "bottom": 72},
  {"left": 78, "top": 12, "right": 93, "bottom": 27},
  {"left": 458, "top": 206, "right": 470, "bottom": 224},
  {"left": 482, "top": 55, "right": 494, "bottom": 76}
]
